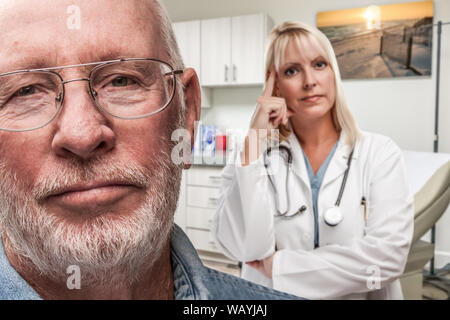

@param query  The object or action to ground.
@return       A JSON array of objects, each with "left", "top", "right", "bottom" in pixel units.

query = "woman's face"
[{"left": 276, "top": 35, "right": 336, "bottom": 122}]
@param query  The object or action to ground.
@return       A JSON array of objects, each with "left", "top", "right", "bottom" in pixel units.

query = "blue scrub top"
[{"left": 301, "top": 141, "right": 338, "bottom": 249}]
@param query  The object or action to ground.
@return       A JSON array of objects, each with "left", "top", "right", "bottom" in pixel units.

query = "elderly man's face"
[{"left": 0, "top": 0, "right": 198, "bottom": 284}]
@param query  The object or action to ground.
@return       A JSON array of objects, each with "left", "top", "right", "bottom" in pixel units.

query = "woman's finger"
[
  {"left": 268, "top": 105, "right": 282, "bottom": 119},
  {"left": 262, "top": 69, "right": 276, "bottom": 97},
  {"left": 281, "top": 105, "right": 287, "bottom": 125},
  {"left": 274, "top": 102, "right": 287, "bottom": 127},
  {"left": 269, "top": 110, "right": 282, "bottom": 127}
]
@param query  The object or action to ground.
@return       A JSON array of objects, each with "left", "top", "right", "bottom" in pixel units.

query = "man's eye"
[
  {"left": 15, "top": 85, "right": 36, "bottom": 97},
  {"left": 111, "top": 76, "right": 135, "bottom": 87}
]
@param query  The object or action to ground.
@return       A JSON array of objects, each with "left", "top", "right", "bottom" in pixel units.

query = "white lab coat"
[{"left": 212, "top": 130, "right": 414, "bottom": 300}]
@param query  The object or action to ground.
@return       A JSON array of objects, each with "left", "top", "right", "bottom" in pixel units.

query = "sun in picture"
[{"left": 363, "top": 5, "right": 381, "bottom": 30}]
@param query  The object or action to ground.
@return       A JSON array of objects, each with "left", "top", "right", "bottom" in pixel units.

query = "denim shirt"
[{"left": 0, "top": 224, "right": 300, "bottom": 300}]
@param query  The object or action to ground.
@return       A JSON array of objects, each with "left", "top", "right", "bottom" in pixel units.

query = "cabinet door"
[
  {"left": 201, "top": 17, "right": 231, "bottom": 86},
  {"left": 172, "top": 21, "right": 211, "bottom": 108},
  {"left": 172, "top": 20, "right": 201, "bottom": 74},
  {"left": 231, "top": 14, "right": 266, "bottom": 85},
  {"left": 186, "top": 228, "right": 221, "bottom": 253},
  {"left": 186, "top": 186, "right": 220, "bottom": 209}
]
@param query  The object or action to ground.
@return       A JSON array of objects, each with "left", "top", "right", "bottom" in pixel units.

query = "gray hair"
[
  {"left": 151, "top": 0, "right": 184, "bottom": 70},
  {"left": 150, "top": 0, "right": 186, "bottom": 116}
]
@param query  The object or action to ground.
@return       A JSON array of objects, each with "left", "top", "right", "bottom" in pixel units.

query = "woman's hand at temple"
[
  {"left": 250, "top": 69, "right": 291, "bottom": 131},
  {"left": 241, "top": 69, "right": 293, "bottom": 166}
]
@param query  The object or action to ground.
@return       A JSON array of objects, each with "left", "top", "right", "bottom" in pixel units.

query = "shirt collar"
[
  {"left": 0, "top": 232, "right": 42, "bottom": 300},
  {"left": 170, "top": 224, "right": 211, "bottom": 300},
  {"left": 283, "top": 130, "right": 357, "bottom": 187}
]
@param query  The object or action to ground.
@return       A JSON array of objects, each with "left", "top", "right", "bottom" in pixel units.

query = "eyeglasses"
[{"left": 0, "top": 58, "right": 183, "bottom": 132}]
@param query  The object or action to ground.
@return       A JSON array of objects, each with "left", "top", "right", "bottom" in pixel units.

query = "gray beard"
[{"left": 0, "top": 148, "right": 181, "bottom": 288}]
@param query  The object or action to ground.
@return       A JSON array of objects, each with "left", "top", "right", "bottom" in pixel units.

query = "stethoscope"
[{"left": 263, "top": 144, "right": 355, "bottom": 227}]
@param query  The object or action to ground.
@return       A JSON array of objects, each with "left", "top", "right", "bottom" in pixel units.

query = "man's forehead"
[
  {"left": 0, "top": 0, "right": 163, "bottom": 73},
  {"left": 1, "top": 48, "right": 152, "bottom": 74},
  {"left": 0, "top": 0, "right": 156, "bottom": 29}
]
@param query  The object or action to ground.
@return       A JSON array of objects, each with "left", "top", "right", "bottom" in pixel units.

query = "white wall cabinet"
[
  {"left": 174, "top": 14, "right": 273, "bottom": 88},
  {"left": 201, "top": 14, "right": 273, "bottom": 87},
  {"left": 231, "top": 14, "right": 270, "bottom": 85},
  {"left": 173, "top": 20, "right": 201, "bottom": 74},
  {"left": 200, "top": 17, "right": 232, "bottom": 86},
  {"left": 172, "top": 20, "right": 211, "bottom": 108}
]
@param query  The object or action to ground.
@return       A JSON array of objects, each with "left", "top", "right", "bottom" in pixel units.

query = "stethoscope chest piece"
[{"left": 324, "top": 206, "right": 343, "bottom": 226}]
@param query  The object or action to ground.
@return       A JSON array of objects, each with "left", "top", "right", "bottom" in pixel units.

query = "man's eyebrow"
[
  {"left": 91, "top": 50, "right": 133, "bottom": 64},
  {"left": 90, "top": 44, "right": 159, "bottom": 64},
  {"left": 1, "top": 57, "right": 50, "bottom": 73},
  {"left": 2, "top": 50, "right": 133, "bottom": 72}
]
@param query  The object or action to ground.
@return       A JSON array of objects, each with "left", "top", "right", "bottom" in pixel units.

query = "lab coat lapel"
[
  {"left": 321, "top": 130, "right": 355, "bottom": 189},
  {"left": 286, "top": 133, "right": 310, "bottom": 187}
]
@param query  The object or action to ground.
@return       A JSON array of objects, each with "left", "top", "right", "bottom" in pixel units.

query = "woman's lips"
[{"left": 301, "top": 95, "right": 323, "bottom": 103}]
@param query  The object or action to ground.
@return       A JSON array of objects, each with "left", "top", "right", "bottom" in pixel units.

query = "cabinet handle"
[
  {"left": 208, "top": 240, "right": 216, "bottom": 246},
  {"left": 233, "top": 64, "right": 237, "bottom": 82},
  {"left": 224, "top": 65, "right": 229, "bottom": 82},
  {"left": 208, "top": 197, "right": 219, "bottom": 205},
  {"left": 208, "top": 176, "right": 221, "bottom": 180}
]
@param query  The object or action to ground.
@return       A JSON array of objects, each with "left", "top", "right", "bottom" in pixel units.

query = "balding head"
[{"left": 0, "top": 0, "right": 183, "bottom": 71}]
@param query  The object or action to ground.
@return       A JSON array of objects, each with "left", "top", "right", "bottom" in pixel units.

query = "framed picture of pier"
[{"left": 317, "top": 1, "right": 434, "bottom": 79}]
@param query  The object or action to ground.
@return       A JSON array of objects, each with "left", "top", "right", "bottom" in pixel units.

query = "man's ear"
[{"left": 179, "top": 67, "right": 201, "bottom": 169}]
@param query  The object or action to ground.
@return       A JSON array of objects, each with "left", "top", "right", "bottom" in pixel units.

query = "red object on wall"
[{"left": 216, "top": 135, "right": 227, "bottom": 152}]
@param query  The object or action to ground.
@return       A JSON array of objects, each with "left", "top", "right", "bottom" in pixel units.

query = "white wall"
[{"left": 162, "top": 0, "right": 450, "bottom": 268}]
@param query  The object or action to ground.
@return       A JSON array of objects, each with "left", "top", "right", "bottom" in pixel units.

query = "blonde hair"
[{"left": 265, "top": 21, "right": 361, "bottom": 145}]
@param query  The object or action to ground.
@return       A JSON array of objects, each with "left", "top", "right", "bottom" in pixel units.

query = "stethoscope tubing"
[
  {"left": 335, "top": 148, "right": 354, "bottom": 207},
  {"left": 264, "top": 144, "right": 355, "bottom": 220}
]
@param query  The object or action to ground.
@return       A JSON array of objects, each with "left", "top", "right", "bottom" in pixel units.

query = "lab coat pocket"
[
  {"left": 320, "top": 202, "right": 366, "bottom": 246},
  {"left": 350, "top": 201, "right": 367, "bottom": 239},
  {"left": 361, "top": 197, "right": 368, "bottom": 237}
]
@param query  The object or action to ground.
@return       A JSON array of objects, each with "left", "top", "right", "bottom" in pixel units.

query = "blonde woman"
[{"left": 212, "top": 21, "right": 413, "bottom": 299}]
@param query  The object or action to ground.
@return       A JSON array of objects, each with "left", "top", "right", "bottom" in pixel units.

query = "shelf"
[
  {"left": 197, "top": 249, "right": 239, "bottom": 266},
  {"left": 191, "top": 154, "right": 227, "bottom": 167}
]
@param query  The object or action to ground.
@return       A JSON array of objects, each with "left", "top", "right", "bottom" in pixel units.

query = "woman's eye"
[
  {"left": 15, "top": 85, "right": 36, "bottom": 97},
  {"left": 316, "top": 61, "right": 328, "bottom": 69},
  {"left": 284, "top": 68, "right": 297, "bottom": 77}
]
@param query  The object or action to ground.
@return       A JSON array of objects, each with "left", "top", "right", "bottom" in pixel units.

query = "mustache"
[{"left": 32, "top": 157, "right": 153, "bottom": 201}]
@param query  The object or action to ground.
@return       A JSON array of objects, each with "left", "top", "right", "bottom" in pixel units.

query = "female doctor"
[{"left": 212, "top": 21, "right": 414, "bottom": 300}]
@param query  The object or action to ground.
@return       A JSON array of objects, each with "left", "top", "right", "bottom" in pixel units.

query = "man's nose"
[
  {"left": 303, "top": 68, "right": 317, "bottom": 90},
  {"left": 51, "top": 82, "right": 116, "bottom": 161}
]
